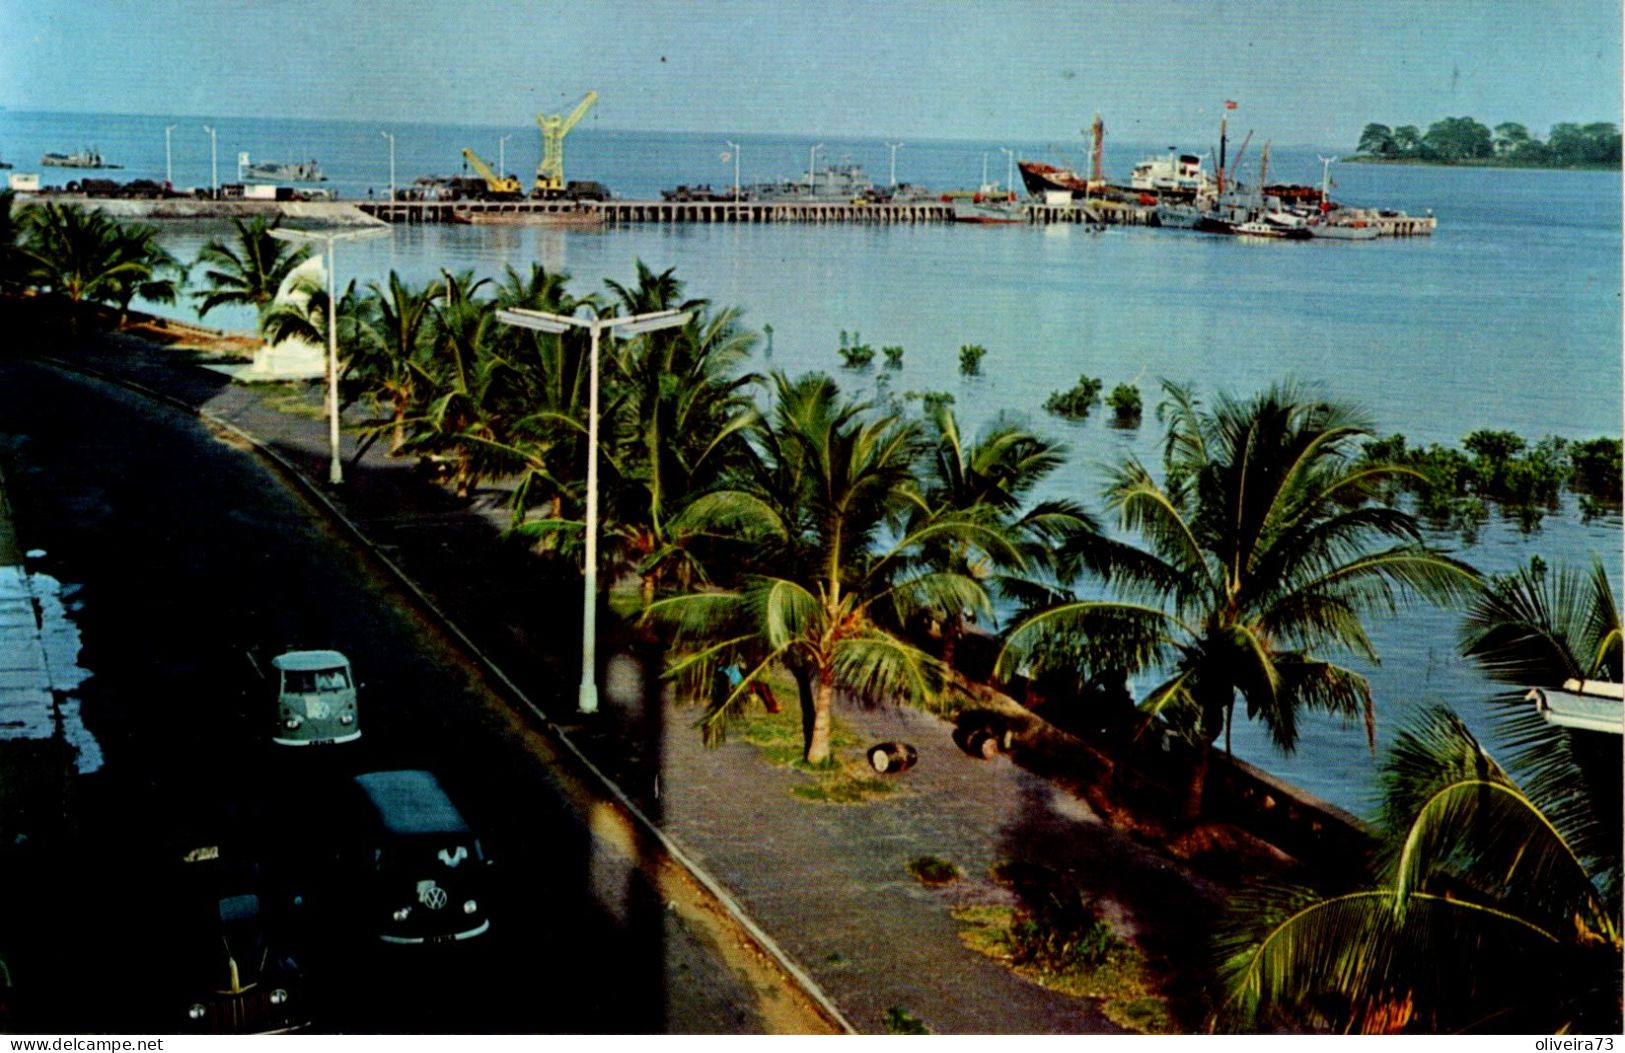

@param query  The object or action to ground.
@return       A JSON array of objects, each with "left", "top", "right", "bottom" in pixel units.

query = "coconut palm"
[
  {"left": 597, "top": 306, "right": 760, "bottom": 603},
  {"left": 604, "top": 259, "right": 700, "bottom": 316},
  {"left": 1459, "top": 556, "right": 1622, "bottom": 895},
  {"left": 648, "top": 371, "right": 1016, "bottom": 764},
  {"left": 0, "top": 189, "right": 24, "bottom": 293},
  {"left": 19, "top": 203, "right": 179, "bottom": 325},
  {"left": 999, "top": 381, "right": 1481, "bottom": 819},
  {"left": 105, "top": 222, "right": 184, "bottom": 326},
  {"left": 191, "top": 215, "right": 312, "bottom": 327},
  {"left": 914, "top": 404, "right": 1098, "bottom": 669},
  {"left": 351, "top": 272, "right": 442, "bottom": 454},
  {"left": 1213, "top": 705, "right": 1621, "bottom": 1034}
]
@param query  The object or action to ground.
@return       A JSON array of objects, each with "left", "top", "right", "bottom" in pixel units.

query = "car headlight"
[
  {"left": 188, "top": 1004, "right": 207, "bottom": 1021},
  {"left": 463, "top": 899, "right": 478, "bottom": 915},
  {"left": 339, "top": 713, "right": 354, "bottom": 725},
  {"left": 283, "top": 716, "right": 302, "bottom": 729},
  {"left": 269, "top": 989, "right": 289, "bottom": 1006},
  {"left": 392, "top": 906, "right": 411, "bottom": 922}
]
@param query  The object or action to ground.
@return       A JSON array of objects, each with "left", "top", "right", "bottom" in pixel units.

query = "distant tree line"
[{"left": 1355, "top": 117, "right": 1621, "bottom": 167}]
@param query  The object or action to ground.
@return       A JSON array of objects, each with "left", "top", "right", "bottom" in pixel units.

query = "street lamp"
[
  {"left": 495, "top": 306, "right": 692, "bottom": 715},
  {"left": 268, "top": 226, "right": 391, "bottom": 485},
  {"left": 202, "top": 124, "right": 217, "bottom": 194},
  {"left": 999, "top": 146, "right": 1015, "bottom": 196},
  {"left": 380, "top": 131, "right": 396, "bottom": 201},
  {"left": 164, "top": 124, "right": 176, "bottom": 186},
  {"left": 498, "top": 133, "right": 512, "bottom": 179},
  {"left": 724, "top": 140, "right": 741, "bottom": 203},
  {"left": 885, "top": 141, "right": 903, "bottom": 187},
  {"left": 808, "top": 143, "right": 823, "bottom": 196}
]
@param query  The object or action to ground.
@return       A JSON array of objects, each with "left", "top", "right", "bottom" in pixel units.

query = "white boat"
[
  {"left": 1309, "top": 219, "right": 1379, "bottom": 241},
  {"left": 1130, "top": 149, "right": 1215, "bottom": 196}
]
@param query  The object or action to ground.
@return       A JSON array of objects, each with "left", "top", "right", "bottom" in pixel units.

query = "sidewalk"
[{"left": 54, "top": 332, "right": 1222, "bottom": 1034}]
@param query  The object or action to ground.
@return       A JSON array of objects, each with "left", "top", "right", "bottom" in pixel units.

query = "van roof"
[
  {"left": 352, "top": 770, "right": 471, "bottom": 837},
  {"left": 272, "top": 650, "right": 351, "bottom": 671}
]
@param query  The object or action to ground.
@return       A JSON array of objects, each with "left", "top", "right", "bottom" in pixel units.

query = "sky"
[{"left": 1, "top": 0, "right": 1619, "bottom": 147}]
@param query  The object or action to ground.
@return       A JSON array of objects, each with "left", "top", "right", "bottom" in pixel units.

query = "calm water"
[{"left": 6, "top": 111, "right": 1621, "bottom": 816}]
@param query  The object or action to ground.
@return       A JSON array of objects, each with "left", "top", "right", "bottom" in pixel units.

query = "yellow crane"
[
  {"left": 534, "top": 91, "right": 598, "bottom": 197},
  {"left": 460, "top": 148, "right": 522, "bottom": 199}
]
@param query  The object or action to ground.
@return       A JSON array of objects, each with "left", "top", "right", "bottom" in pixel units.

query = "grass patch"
[
  {"left": 265, "top": 390, "right": 327, "bottom": 421},
  {"left": 791, "top": 774, "right": 895, "bottom": 803},
  {"left": 728, "top": 698, "right": 896, "bottom": 804},
  {"left": 884, "top": 1006, "right": 931, "bottom": 1035},
  {"left": 906, "top": 855, "right": 961, "bottom": 886},
  {"left": 950, "top": 904, "right": 1175, "bottom": 1034}
]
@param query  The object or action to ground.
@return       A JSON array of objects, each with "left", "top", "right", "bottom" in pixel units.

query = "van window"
[{"left": 283, "top": 668, "right": 351, "bottom": 693}]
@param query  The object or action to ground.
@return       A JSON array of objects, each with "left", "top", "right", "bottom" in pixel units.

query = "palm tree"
[
  {"left": 1213, "top": 705, "right": 1620, "bottom": 1033},
  {"left": 19, "top": 203, "right": 181, "bottom": 329},
  {"left": 914, "top": 404, "right": 1097, "bottom": 671},
  {"left": 351, "top": 271, "right": 441, "bottom": 454},
  {"left": 0, "top": 189, "right": 24, "bottom": 293},
  {"left": 1459, "top": 556, "right": 1622, "bottom": 894},
  {"left": 999, "top": 382, "right": 1480, "bottom": 820},
  {"left": 600, "top": 306, "right": 760, "bottom": 604},
  {"left": 106, "top": 222, "right": 184, "bottom": 326},
  {"left": 647, "top": 371, "right": 1015, "bottom": 764},
  {"left": 191, "top": 215, "right": 312, "bottom": 328}
]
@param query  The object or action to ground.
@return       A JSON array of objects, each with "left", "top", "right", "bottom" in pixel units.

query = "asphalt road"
[{"left": 0, "top": 357, "right": 779, "bottom": 1034}]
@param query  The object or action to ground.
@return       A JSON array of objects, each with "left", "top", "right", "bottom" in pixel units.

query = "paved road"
[{"left": 0, "top": 357, "right": 799, "bottom": 1034}]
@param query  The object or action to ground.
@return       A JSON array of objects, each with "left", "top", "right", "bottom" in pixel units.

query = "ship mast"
[
  {"left": 1089, "top": 114, "right": 1104, "bottom": 190},
  {"left": 1218, "top": 116, "right": 1227, "bottom": 195}
]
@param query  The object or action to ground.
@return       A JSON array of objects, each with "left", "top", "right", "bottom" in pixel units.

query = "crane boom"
[
  {"left": 535, "top": 90, "right": 598, "bottom": 194},
  {"left": 460, "top": 148, "right": 522, "bottom": 198}
]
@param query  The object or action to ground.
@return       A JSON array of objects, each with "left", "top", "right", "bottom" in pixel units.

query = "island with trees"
[{"left": 1350, "top": 117, "right": 1621, "bottom": 168}]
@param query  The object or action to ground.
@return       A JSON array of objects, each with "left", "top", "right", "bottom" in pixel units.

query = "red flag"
[{"left": 1224, "top": 100, "right": 1238, "bottom": 109}]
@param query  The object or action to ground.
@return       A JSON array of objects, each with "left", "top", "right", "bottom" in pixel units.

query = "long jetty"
[{"left": 356, "top": 198, "right": 1140, "bottom": 226}]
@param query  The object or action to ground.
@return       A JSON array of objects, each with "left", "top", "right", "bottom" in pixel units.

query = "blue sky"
[{"left": 2, "top": 0, "right": 1618, "bottom": 146}]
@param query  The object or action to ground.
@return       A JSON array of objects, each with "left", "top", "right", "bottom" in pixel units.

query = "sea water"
[{"left": 5, "top": 111, "right": 1620, "bottom": 816}]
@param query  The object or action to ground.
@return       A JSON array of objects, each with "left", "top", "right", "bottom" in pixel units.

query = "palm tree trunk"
[
  {"left": 793, "top": 667, "right": 815, "bottom": 748},
  {"left": 806, "top": 670, "right": 835, "bottom": 765},
  {"left": 1183, "top": 738, "right": 1211, "bottom": 823},
  {"left": 392, "top": 391, "right": 408, "bottom": 454}
]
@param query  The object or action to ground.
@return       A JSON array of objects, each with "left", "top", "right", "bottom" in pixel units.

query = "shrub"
[
  {"left": 885, "top": 1007, "right": 931, "bottom": 1034},
  {"left": 1106, "top": 383, "right": 1142, "bottom": 424},
  {"left": 1007, "top": 886, "right": 1123, "bottom": 970},
  {"left": 1044, "top": 375, "right": 1103, "bottom": 420},
  {"left": 838, "top": 343, "right": 875, "bottom": 368},
  {"left": 906, "top": 855, "right": 961, "bottom": 885},
  {"left": 958, "top": 344, "right": 987, "bottom": 375},
  {"left": 1569, "top": 437, "right": 1622, "bottom": 499},
  {"left": 882, "top": 345, "right": 905, "bottom": 369}
]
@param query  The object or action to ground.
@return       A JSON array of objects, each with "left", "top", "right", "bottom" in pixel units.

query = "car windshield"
[
  {"left": 283, "top": 667, "right": 351, "bottom": 693},
  {"left": 379, "top": 838, "right": 481, "bottom": 876}
]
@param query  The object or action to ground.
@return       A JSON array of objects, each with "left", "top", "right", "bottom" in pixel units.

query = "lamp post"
[
  {"left": 885, "top": 141, "right": 903, "bottom": 186},
  {"left": 495, "top": 306, "right": 692, "bottom": 715},
  {"left": 808, "top": 143, "right": 823, "bottom": 196},
  {"left": 164, "top": 124, "right": 176, "bottom": 186},
  {"left": 380, "top": 131, "right": 396, "bottom": 201},
  {"left": 724, "top": 140, "right": 740, "bottom": 203},
  {"left": 999, "top": 146, "right": 1015, "bottom": 196},
  {"left": 268, "top": 226, "right": 390, "bottom": 485},
  {"left": 498, "top": 133, "right": 512, "bottom": 179},
  {"left": 202, "top": 124, "right": 217, "bottom": 194}
]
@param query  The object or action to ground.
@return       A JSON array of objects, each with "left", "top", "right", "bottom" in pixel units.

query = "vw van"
[
  {"left": 350, "top": 770, "right": 491, "bottom": 945},
  {"left": 270, "top": 650, "right": 360, "bottom": 746}
]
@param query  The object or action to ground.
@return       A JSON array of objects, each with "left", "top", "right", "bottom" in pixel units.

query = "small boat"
[
  {"left": 950, "top": 196, "right": 1024, "bottom": 224},
  {"left": 41, "top": 148, "right": 118, "bottom": 169},
  {"left": 1308, "top": 218, "right": 1379, "bottom": 240},
  {"left": 242, "top": 159, "right": 325, "bottom": 183},
  {"left": 1232, "top": 219, "right": 1311, "bottom": 240},
  {"left": 450, "top": 208, "right": 603, "bottom": 227}
]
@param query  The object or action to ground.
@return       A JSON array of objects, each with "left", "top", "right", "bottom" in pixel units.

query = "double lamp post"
[{"left": 495, "top": 306, "right": 691, "bottom": 715}]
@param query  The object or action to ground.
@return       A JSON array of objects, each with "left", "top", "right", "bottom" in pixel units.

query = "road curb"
[{"left": 35, "top": 352, "right": 859, "bottom": 1035}]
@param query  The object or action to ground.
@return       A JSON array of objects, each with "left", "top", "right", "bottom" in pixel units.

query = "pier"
[{"left": 355, "top": 198, "right": 1146, "bottom": 227}]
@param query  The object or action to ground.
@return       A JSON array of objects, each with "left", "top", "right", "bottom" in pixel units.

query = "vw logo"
[{"left": 418, "top": 881, "right": 449, "bottom": 910}]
